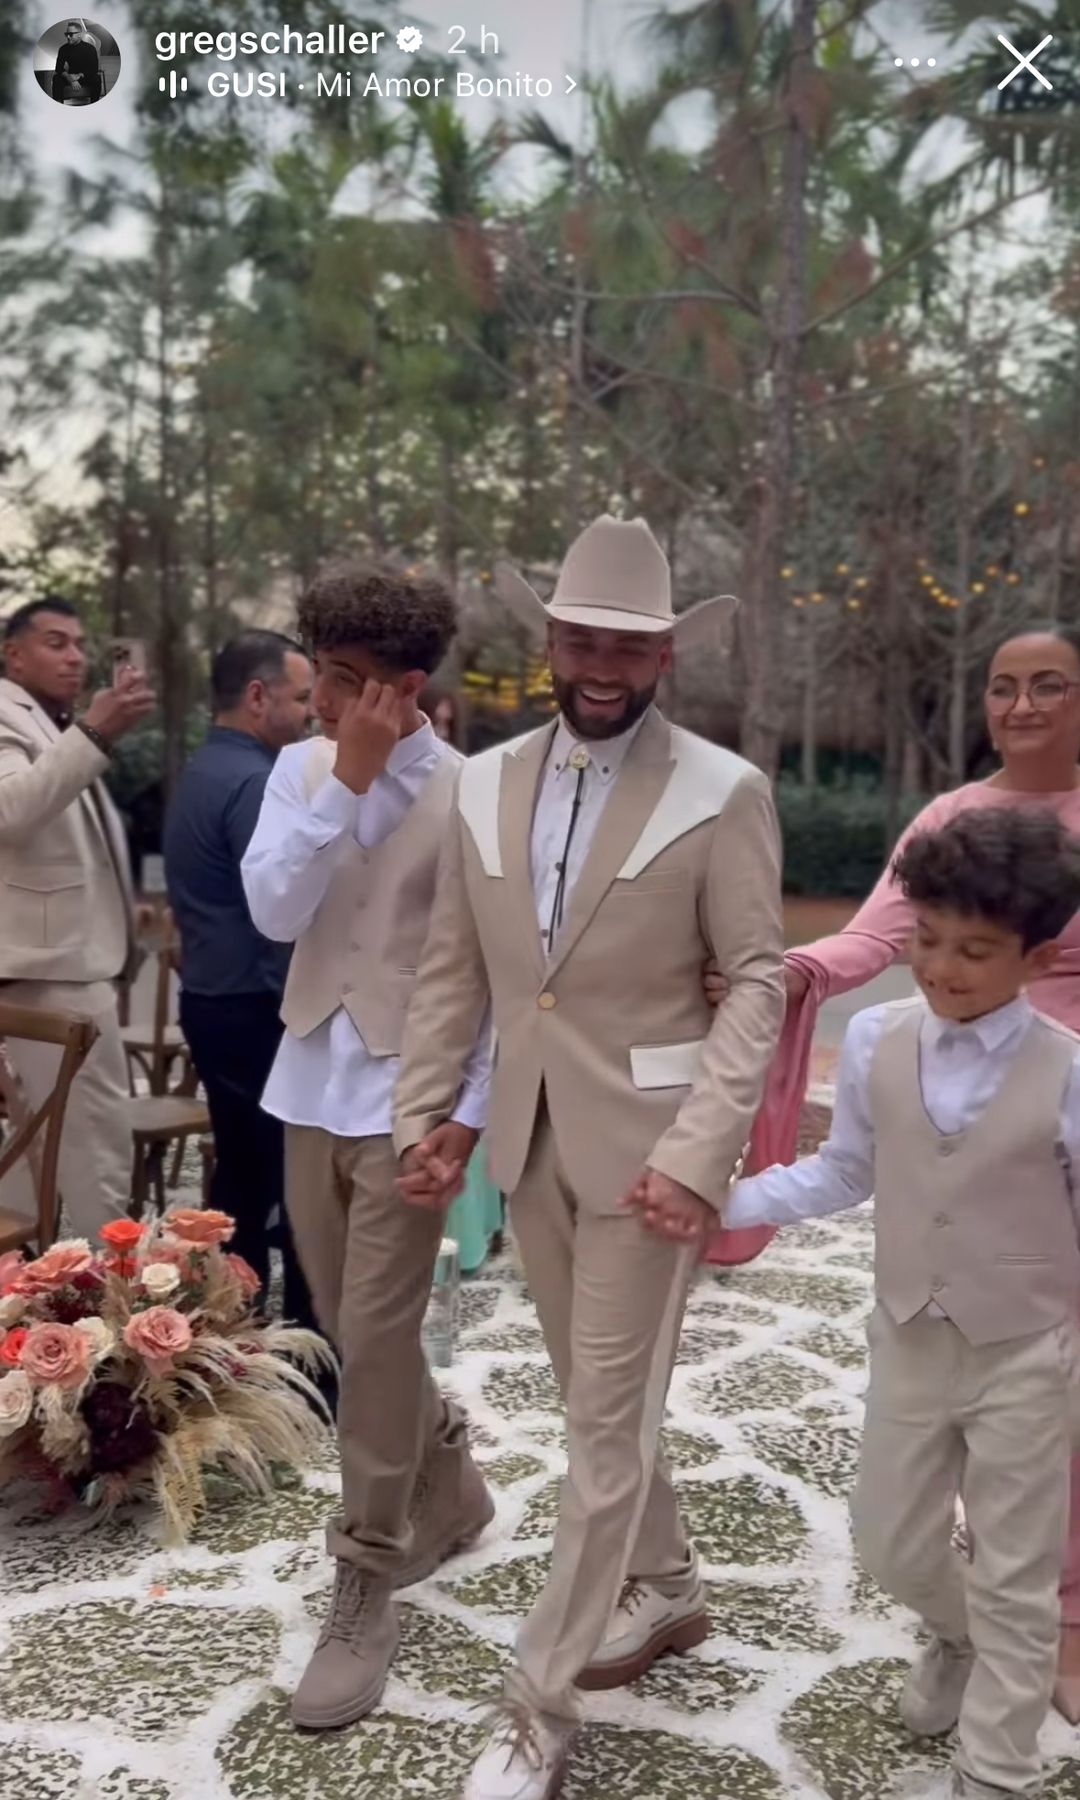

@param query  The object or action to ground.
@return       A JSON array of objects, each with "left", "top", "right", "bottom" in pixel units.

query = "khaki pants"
[
  {"left": 284, "top": 1125, "right": 462, "bottom": 1577},
  {"left": 0, "top": 979, "right": 130, "bottom": 1240},
  {"left": 505, "top": 1105, "right": 698, "bottom": 1719},
  {"left": 852, "top": 1306, "right": 1080, "bottom": 1795}
]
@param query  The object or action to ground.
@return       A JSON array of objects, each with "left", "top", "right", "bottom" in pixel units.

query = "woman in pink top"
[{"left": 708, "top": 625, "right": 1080, "bottom": 1715}]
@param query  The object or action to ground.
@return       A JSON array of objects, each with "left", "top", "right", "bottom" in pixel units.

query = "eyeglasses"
[{"left": 985, "top": 676, "right": 1080, "bottom": 715}]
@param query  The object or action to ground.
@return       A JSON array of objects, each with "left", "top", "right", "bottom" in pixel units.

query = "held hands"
[
  {"left": 621, "top": 1167, "right": 714, "bottom": 1245},
  {"left": 82, "top": 667, "right": 156, "bottom": 744},
  {"left": 333, "top": 680, "right": 404, "bottom": 795},
  {"left": 398, "top": 1123, "right": 480, "bottom": 1211},
  {"left": 701, "top": 958, "right": 810, "bottom": 1009}
]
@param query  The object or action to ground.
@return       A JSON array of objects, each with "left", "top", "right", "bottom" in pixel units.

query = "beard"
[{"left": 552, "top": 674, "right": 658, "bottom": 741}]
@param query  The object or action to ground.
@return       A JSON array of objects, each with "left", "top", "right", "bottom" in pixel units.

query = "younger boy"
[
  {"left": 725, "top": 808, "right": 1080, "bottom": 1799},
  {"left": 242, "top": 561, "right": 493, "bottom": 1730}
]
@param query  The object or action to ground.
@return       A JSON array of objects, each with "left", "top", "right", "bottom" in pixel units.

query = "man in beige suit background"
[
  {"left": 394, "top": 515, "right": 786, "bottom": 1800},
  {"left": 0, "top": 597, "right": 153, "bottom": 1236}
]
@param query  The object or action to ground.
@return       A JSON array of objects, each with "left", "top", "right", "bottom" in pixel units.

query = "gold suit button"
[{"left": 537, "top": 992, "right": 557, "bottom": 1010}]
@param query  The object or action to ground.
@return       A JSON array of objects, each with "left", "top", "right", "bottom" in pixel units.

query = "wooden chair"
[
  {"left": 0, "top": 1005, "right": 98, "bottom": 1255},
  {"left": 121, "top": 909, "right": 189, "bottom": 1097},
  {"left": 121, "top": 908, "right": 211, "bottom": 1216}
]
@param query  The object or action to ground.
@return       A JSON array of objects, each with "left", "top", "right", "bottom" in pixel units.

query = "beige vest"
[
  {"left": 868, "top": 998, "right": 1080, "bottom": 1345},
  {"left": 279, "top": 736, "right": 461, "bottom": 1055}
]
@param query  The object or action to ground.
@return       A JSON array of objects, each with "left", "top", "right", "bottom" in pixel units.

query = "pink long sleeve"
[{"left": 792, "top": 792, "right": 960, "bottom": 1000}]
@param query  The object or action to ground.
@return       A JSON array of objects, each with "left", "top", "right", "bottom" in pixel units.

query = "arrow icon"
[{"left": 565, "top": 74, "right": 577, "bottom": 93}]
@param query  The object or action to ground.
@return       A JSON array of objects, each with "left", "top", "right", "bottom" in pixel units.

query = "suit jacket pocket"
[
  {"left": 3, "top": 865, "right": 86, "bottom": 950},
  {"left": 630, "top": 1039, "right": 705, "bottom": 1089}
]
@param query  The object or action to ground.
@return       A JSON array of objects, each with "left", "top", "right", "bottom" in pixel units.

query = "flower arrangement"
[{"left": 0, "top": 1210, "right": 335, "bottom": 1543}]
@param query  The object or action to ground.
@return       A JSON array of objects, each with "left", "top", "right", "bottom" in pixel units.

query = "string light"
[{"left": 1014, "top": 502, "right": 1030, "bottom": 516}]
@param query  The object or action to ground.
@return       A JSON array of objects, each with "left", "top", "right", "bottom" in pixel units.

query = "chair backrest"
[
  {"left": 0, "top": 1005, "right": 98, "bottom": 1251},
  {"left": 150, "top": 907, "right": 180, "bottom": 1092}
]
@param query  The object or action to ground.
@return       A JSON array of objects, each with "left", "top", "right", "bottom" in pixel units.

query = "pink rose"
[
  {"left": 14, "top": 1240, "right": 96, "bottom": 1296},
  {"left": 124, "top": 1306, "right": 193, "bottom": 1376},
  {"left": 163, "top": 1209, "right": 235, "bottom": 1248},
  {"left": 225, "top": 1254, "right": 261, "bottom": 1298},
  {"left": 20, "top": 1322, "right": 92, "bottom": 1389}
]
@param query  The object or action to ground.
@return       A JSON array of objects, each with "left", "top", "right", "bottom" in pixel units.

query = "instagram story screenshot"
[{"left": 2, "top": 4, "right": 1080, "bottom": 1800}]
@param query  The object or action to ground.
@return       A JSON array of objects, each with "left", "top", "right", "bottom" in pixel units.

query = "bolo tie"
[{"left": 546, "top": 743, "right": 590, "bottom": 950}]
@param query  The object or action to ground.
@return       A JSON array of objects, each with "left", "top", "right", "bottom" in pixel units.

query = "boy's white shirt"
[
  {"left": 728, "top": 993, "right": 1080, "bottom": 1241},
  {"left": 241, "top": 721, "right": 490, "bottom": 1137}
]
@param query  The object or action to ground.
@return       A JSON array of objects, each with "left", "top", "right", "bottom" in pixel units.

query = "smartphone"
[{"left": 110, "top": 638, "right": 147, "bottom": 683}]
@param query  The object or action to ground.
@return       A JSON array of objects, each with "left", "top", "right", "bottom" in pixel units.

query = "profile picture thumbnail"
[{"left": 34, "top": 17, "right": 120, "bottom": 106}]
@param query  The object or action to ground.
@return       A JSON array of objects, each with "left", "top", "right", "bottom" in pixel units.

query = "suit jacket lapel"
[
  {"left": 545, "top": 707, "right": 675, "bottom": 980},
  {"left": 498, "top": 721, "right": 556, "bottom": 984}
]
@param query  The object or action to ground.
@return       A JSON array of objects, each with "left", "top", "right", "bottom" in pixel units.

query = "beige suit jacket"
[
  {"left": 0, "top": 678, "right": 133, "bottom": 982},
  {"left": 394, "top": 707, "right": 786, "bottom": 1213}
]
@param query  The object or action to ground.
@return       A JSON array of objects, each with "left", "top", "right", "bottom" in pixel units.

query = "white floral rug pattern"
[{"left": 3, "top": 1207, "right": 1080, "bottom": 1800}]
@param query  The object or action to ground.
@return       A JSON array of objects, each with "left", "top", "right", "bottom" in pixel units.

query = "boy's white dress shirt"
[
  {"left": 728, "top": 995, "right": 1080, "bottom": 1245},
  {"left": 241, "top": 721, "right": 489, "bottom": 1137}
]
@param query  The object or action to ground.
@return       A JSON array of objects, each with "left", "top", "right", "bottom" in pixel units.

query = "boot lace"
[
  {"left": 320, "top": 1564, "right": 371, "bottom": 1647},
  {"left": 615, "top": 1578, "right": 647, "bottom": 1617}
]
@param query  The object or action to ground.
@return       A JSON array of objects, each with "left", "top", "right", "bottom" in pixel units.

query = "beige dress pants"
[
  {"left": 284, "top": 1125, "right": 463, "bottom": 1577},
  {"left": 0, "top": 978, "right": 131, "bottom": 1240},
  {"left": 505, "top": 1102, "right": 698, "bottom": 1720},
  {"left": 852, "top": 1305, "right": 1080, "bottom": 1795}
]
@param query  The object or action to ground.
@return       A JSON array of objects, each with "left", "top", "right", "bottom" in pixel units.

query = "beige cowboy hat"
[{"left": 493, "top": 514, "right": 739, "bottom": 651}]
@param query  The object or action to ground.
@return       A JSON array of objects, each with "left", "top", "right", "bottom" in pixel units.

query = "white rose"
[
  {"left": 141, "top": 1262, "right": 181, "bottom": 1301},
  {"left": 73, "top": 1316, "right": 114, "bottom": 1363},
  {"left": 0, "top": 1370, "right": 33, "bottom": 1437},
  {"left": 0, "top": 1294, "right": 26, "bottom": 1327}
]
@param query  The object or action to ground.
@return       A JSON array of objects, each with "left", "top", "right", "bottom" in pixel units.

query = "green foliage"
[{"left": 776, "top": 781, "right": 927, "bottom": 897}]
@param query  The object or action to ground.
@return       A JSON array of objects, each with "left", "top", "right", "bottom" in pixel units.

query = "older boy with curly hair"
[
  {"left": 727, "top": 807, "right": 1080, "bottom": 1800},
  {"left": 242, "top": 559, "right": 493, "bottom": 1729}
]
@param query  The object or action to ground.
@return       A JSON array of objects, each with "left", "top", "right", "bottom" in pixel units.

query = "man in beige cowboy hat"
[{"left": 393, "top": 514, "right": 786, "bottom": 1799}]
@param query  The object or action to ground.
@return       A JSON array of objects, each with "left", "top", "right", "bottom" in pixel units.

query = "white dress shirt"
[
  {"left": 241, "top": 721, "right": 490, "bottom": 1137},
  {"left": 530, "top": 714, "right": 647, "bottom": 950},
  {"left": 727, "top": 996, "right": 1080, "bottom": 1256}
]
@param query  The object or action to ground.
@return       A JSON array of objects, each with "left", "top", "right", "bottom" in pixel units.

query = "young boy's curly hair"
[
  {"left": 893, "top": 807, "right": 1080, "bottom": 952},
  {"left": 297, "top": 559, "right": 457, "bottom": 675}
]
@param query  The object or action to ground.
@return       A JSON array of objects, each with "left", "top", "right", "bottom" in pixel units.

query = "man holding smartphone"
[{"left": 0, "top": 596, "right": 154, "bottom": 1236}]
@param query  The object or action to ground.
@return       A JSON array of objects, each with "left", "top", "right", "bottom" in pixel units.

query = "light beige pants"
[
  {"left": 284, "top": 1125, "right": 462, "bottom": 1577},
  {"left": 0, "top": 979, "right": 131, "bottom": 1240},
  {"left": 852, "top": 1305, "right": 1080, "bottom": 1795},
  {"left": 505, "top": 1106, "right": 698, "bottom": 1720}
]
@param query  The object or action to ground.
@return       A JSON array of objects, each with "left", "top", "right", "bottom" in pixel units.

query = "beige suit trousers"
[
  {"left": 852, "top": 1305, "right": 1080, "bottom": 1795},
  {"left": 505, "top": 1103, "right": 698, "bottom": 1719},
  {"left": 284, "top": 1125, "right": 462, "bottom": 1577},
  {"left": 0, "top": 979, "right": 131, "bottom": 1239}
]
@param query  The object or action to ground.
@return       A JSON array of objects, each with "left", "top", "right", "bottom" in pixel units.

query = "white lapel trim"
[
  {"left": 458, "top": 728, "right": 546, "bottom": 877},
  {"left": 616, "top": 730, "right": 750, "bottom": 878}
]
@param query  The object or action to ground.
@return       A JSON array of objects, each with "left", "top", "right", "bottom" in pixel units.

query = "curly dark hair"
[
  {"left": 893, "top": 807, "right": 1080, "bottom": 952},
  {"left": 297, "top": 558, "right": 457, "bottom": 675}
]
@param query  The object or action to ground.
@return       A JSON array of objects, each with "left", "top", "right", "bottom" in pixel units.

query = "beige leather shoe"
[
  {"left": 899, "top": 1637, "right": 975, "bottom": 1737},
  {"left": 396, "top": 1442, "right": 495, "bottom": 1589}
]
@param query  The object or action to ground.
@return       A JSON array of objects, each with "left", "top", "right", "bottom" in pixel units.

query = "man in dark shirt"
[
  {"left": 53, "top": 22, "right": 101, "bottom": 103},
  {"left": 165, "top": 630, "right": 315, "bottom": 1324}
]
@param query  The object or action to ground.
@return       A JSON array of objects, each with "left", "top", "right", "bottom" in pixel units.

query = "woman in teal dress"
[{"left": 423, "top": 684, "right": 504, "bottom": 1272}]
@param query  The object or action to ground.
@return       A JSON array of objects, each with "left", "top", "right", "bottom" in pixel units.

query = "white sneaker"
[
  {"left": 576, "top": 1575, "right": 709, "bottom": 1690},
  {"left": 462, "top": 1700, "right": 574, "bottom": 1800}
]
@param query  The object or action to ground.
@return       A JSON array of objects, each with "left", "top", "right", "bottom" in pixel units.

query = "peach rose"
[
  {"left": 0, "top": 1370, "right": 33, "bottom": 1437},
  {"left": 124, "top": 1306, "right": 193, "bottom": 1376},
  {"left": 13, "top": 1240, "right": 95, "bottom": 1295},
  {"left": 225, "top": 1254, "right": 261, "bottom": 1298},
  {"left": 163, "top": 1209, "right": 235, "bottom": 1248},
  {"left": 20, "top": 1322, "right": 91, "bottom": 1390}
]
